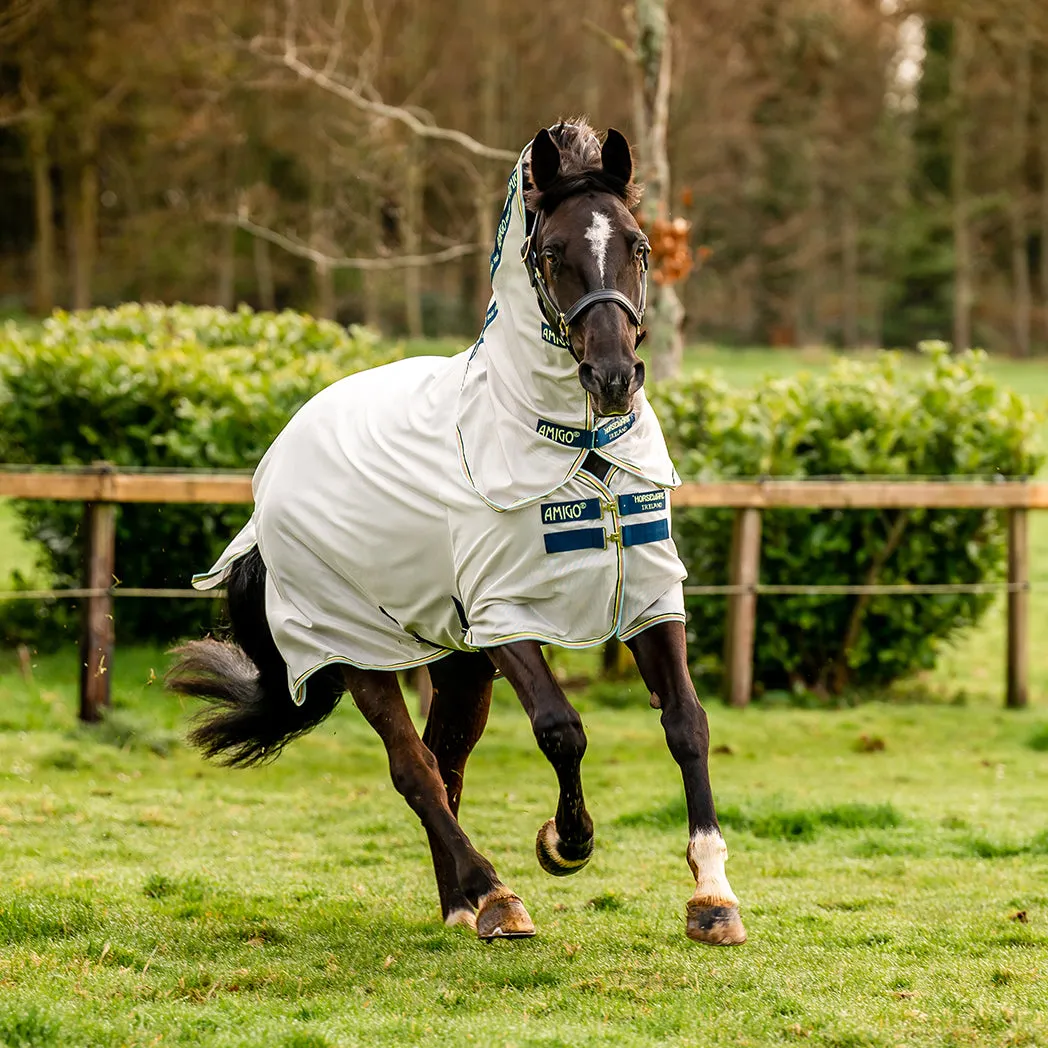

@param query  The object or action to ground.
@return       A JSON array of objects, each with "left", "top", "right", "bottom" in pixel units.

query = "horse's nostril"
[
  {"left": 578, "top": 362, "right": 600, "bottom": 393},
  {"left": 632, "top": 361, "right": 646, "bottom": 391}
]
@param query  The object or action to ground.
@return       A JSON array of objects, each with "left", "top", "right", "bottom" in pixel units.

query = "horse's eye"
[
  {"left": 541, "top": 248, "right": 560, "bottom": 271},
  {"left": 634, "top": 239, "right": 650, "bottom": 263}
]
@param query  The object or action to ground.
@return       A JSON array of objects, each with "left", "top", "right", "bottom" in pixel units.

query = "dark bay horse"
[{"left": 168, "top": 122, "right": 746, "bottom": 946}]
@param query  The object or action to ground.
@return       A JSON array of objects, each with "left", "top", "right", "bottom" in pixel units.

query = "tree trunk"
[
  {"left": 216, "top": 221, "right": 236, "bottom": 309},
  {"left": 72, "top": 123, "right": 100, "bottom": 311},
  {"left": 632, "top": 0, "right": 684, "bottom": 379},
  {"left": 403, "top": 142, "right": 424, "bottom": 338},
  {"left": 476, "top": 0, "right": 500, "bottom": 324},
  {"left": 1010, "top": 22, "right": 1032, "bottom": 356},
  {"left": 62, "top": 169, "right": 78, "bottom": 306},
  {"left": 950, "top": 16, "right": 973, "bottom": 352},
  {"left": 253, "top": 235, "right": 275, "bottom": 311},
  {"left": 1042, "top": 108, "right": 1048, "bottom": 347},
  {"left": 26, "top": 113, "right": 55, "bottom": 315},
  {"left": 801, "top": 162, "right": 828, "bottom": 346},
  {"left": 20, "top": 67, "right": 56, "bottom": 316},
  {"left": 362, "top": 196, "right": 382, "bottom": 330},
  {"left": 314, "top": 260, "right": 335, "bottom": 321},
  {"left": 308, "top": 137, "right": 334, "bottom": 320},
  {"left": 841, "top": 197, "right": 860, "bottom": 348}
]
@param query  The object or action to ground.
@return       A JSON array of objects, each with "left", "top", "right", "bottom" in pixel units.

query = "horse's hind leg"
[
  {"left": 627, "top": 621, "right": 746, "bottom": 945},
  {"left": 487, "top": 642, "right": 595, "bottom": 876},
  {"left": 420, "top": 652, "right": 495, "bottom": 930},
  {"left": 342, "top": 664, "right": 533, "bottom": 939}
]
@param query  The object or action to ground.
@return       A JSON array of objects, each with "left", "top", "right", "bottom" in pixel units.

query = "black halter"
[{"left": 521, "top": 207, "right": 650, "bottom": 361}]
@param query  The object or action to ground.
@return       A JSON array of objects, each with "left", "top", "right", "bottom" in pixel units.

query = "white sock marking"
[
  {"left": 585, "top": 210, "right": 613, "bottom": 284},
  {"left": 687, "top": 830, "right": 739, "bottom": 905},
  {"left": 444, "top": 907, "right": 477, "bottom": 931}
]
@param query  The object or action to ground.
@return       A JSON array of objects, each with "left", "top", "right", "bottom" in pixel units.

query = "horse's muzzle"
[{"left": 578, "top": 360, "right": 645, "bottom": 417}]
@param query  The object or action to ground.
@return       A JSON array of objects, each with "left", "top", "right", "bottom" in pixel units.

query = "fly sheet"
[{"left": 194, "top": 134, "right": 687, "bottom": 704}]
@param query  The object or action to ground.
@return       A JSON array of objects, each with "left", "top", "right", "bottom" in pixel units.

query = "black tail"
[{"left": 167, "top": 547, "right": 343, "bottom": 767}]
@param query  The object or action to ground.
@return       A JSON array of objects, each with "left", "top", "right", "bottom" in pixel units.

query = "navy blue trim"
[
  {"left": 489, "top": 169, "right": 517, "bottom": 279},
  {"left": 535, "top": 412, "right": 636, "bottom": 450},
  {"left": 618, "top": 490, "right": 667, "bottom": 515},
  {"left": 540, "top": 497, "right": 601, "bottom": 525},
  {"left": 622, "top": 519, "right": 670, "bottom": 547},
  {"left": 468, "top": 302, "right": 499, "bottom": 361},
  {"left": 544, "top": 528, "right": 607, "bottom": 554}
]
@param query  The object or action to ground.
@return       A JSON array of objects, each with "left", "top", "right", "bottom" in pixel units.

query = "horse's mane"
[{"left": 523, "top": 118, "right": 643, "bottom": 215}]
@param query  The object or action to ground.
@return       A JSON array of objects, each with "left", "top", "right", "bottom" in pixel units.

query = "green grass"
[
  {"left": 1, "top": 646, "right": 1047, "bottom": 1046},
  {"left": 2, "top": 338, "right": 1048, "bottom": 1043}
]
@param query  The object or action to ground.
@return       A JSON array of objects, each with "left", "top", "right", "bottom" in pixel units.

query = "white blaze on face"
[
  {"left": 687, "top": 829, "right": 739, "bottom": 906},
  {"left": 585, "top": 210, "right": 614, "bottom": 284}
]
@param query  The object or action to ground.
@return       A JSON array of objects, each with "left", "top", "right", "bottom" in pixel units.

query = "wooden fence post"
[
  {"left": 79, "top": 499, "right": 116, "bottom": 722},
  {"left": 723, "top": 507, "right": 762, "bottom": 708},
  {"left": 1006, "top": 507, "right": 1029, "bottom": 709}
]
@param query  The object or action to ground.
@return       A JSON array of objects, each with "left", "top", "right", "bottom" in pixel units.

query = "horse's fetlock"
[{"left": 459, "top": 864, "right": 499, "bottom": 905}]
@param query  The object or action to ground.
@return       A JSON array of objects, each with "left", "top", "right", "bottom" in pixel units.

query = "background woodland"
[{"left": 3, "top": 0, "right": 1048, "bottom": 355}]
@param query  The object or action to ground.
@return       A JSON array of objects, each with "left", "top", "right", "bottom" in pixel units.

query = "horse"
[{"left": 167, "top": 120, "right": 746, "bottom": 946}]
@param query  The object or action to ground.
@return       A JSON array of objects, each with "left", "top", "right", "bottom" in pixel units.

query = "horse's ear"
[
  {"left": 601, "top": 128, "right": 633, "bottom": 185},
  {"left": 530, "top": 129, "right": 561, "bottom": 192}
]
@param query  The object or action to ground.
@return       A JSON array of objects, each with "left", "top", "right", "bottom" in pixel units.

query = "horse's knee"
[
  {"left": 389, "top": 745, "right": 441, "bottom": 803},
  {"left": 662, "top": 694, "right": 710, "bottom": 767},
  {"left": 533, "top": 708, "right": 587, "bottom": 764}
]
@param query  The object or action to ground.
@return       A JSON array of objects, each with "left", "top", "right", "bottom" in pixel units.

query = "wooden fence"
[{"left": 0, "top": 466, "right": 1041, "bottom": 719}]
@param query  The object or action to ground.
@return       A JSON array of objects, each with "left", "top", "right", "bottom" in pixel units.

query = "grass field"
[
  {"left": 2, "top": 340, "right": 1048, "bottom": 1045},
  {"left": 0, "top": 646, "right": 1046, "bottom": 1047}
]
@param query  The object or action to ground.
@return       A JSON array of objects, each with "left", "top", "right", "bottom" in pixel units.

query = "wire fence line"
[
  {"left": 0, "top": 465, "right": 1036, "bottom": 712},
  {"left": 0, "top": 582, "right": 1033, "bottom": 601},
  {"left": 0, "top": 464, "right": 1032, "bottom": 481}
]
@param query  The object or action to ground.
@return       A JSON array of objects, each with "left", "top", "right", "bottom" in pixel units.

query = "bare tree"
[
  {"left": 1007, "top": 0, "right": 1032, "bottom": 356},
  {"left": 950, "top": 12, "right": 974, "bottom": 351},
  {"left": 630, "top": 0, "right": 686, "bottom": 379}
]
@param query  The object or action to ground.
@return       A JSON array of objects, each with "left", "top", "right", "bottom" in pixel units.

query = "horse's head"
[{"left": 524, "top": 125, "right": 649, "bottom": 418}]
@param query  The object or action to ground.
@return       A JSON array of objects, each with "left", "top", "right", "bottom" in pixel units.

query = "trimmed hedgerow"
[
  {"left": 649, "top": 344, "right": 1042, "bottom": 695},
  {"left": 0, "top": 304, "right": 393, "bottom": 643},
  {"left": 1, "top": 315, "right": 1040, "bottom": 695}
]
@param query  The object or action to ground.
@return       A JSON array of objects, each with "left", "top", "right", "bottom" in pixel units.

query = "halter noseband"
[{"left": 521, "top": 207, "right": 650, "bottom": 359}]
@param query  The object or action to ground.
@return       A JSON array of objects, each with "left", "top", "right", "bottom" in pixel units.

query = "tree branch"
[
  {"left": 223, "top": 214, "right": 484, "bottom": 271},
  {"left": 582, "top": 18, "right": 637, "bottom": 63},
  {"left": 251, "top": 38, "right": 517, "bottom": 163},
  {"left": 0, "top": 0, "right": 51, "bottom": 43}
]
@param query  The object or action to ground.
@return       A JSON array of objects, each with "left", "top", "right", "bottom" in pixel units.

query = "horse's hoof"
[
  {"left": 476, "top": 888, "right": 535, "bottom": 940},
  {"left": 686, "top": 900, "right": 747, "bottom": 945},
  {"left": 444, "top": 907, "right": 477, "bottom": 932},
  {"left": 536, "top": 818, "right": 593, "bottom": 877}
]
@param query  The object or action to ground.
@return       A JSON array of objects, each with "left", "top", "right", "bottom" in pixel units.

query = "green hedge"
[
  {"left": 1, "top": 311, "right": 1041, "bottom": 696},
  {"left": 0, "top": 304, "right": 393, "bottom": 643},
  {"left": 648, "top": 344, "right": 1043, "bottom": 695}
]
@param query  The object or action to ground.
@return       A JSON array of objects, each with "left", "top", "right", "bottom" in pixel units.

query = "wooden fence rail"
[{"left": 0, "top": 467, "right": 1038, "bottom": 718}]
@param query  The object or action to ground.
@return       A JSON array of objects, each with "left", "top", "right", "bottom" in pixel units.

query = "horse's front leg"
[
  {"left": 626, "top": 620, "right": 746, "bottom": 945},
  {"left": 487, "top": 641, "right": 595, "bottom": 876}
]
